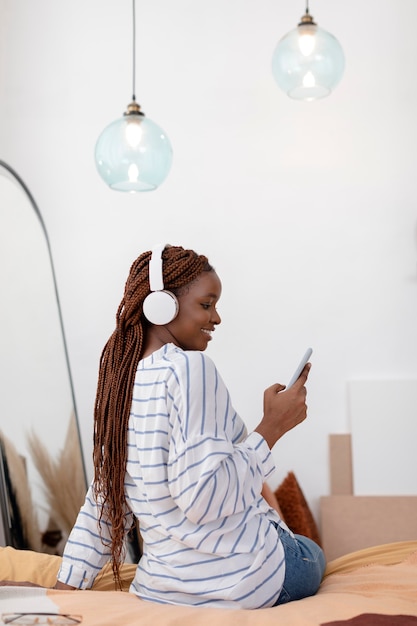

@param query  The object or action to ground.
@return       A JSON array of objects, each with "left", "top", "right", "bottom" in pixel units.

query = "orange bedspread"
[{"left": 1, "top": 541, "right": 417, "bottom": 626}]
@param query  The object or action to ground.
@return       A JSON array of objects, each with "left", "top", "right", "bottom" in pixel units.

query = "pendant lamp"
[
  {"left": 272, "top": 1, "right": 345, "bottom": 101},
  {"left": 95, "top": 0, "right": 173, "bottom": 192}
]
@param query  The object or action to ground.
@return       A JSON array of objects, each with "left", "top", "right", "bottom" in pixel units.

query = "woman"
[{"left": 55, "top": 244, "right": 325, "bottom": 608}]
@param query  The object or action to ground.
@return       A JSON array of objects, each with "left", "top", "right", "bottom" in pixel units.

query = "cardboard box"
[
  {"left": 320, "top": 495, "right": 417, "bottom": 560},
  {"left": 329, "top": 434, "right": 353, "bottom": 496}
]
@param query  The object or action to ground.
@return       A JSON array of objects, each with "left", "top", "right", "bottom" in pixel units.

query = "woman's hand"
[
  {"left": 254, "top": 364, "right": 311, "bottom": 449},
  {"left": 53, "top": 581, "right": 76, "bottom": 590}
]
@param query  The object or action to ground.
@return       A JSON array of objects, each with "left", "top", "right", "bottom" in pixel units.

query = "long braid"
[{"left": 92, "top": 246, "right": 212, "bottom": 587}]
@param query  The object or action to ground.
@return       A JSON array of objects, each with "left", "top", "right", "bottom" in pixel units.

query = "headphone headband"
[
  {"left": 143, "top": 243, "right": 179, "bottom": 325},
  {"left": 148, "top": 243, "right": 165, "bottom": 292}
]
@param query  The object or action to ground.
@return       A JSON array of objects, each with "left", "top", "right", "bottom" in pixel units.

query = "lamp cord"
[
  {"left": 305, "top": 0, "right": 309, "bottom": 15},
  {"left": 132, "top": 0, "right": 136, "bottom": 101}
]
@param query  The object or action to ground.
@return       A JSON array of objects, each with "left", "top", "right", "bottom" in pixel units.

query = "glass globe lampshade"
[
  {"left": 95, "top": 101, "right": 173, "bottom": 192},
  {"left": 272, "top": 12, "right": 345, "bottom": 101}
]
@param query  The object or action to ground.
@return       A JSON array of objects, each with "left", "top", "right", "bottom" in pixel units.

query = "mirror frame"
[{"left": 0, "top": 159, "right": 87, "bottom": 486}]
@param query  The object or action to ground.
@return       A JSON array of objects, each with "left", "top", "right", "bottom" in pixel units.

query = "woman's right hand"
[
  {"left": 54, "top": 580, "right": 76, "bottom": 590},
  {"left": 254, "top": 364, "right": 311, "bottom": 449}
]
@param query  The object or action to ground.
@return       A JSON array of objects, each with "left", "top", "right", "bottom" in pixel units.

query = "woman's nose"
[{"left": 212, "top": 308, "right": 221, "bottom": 325}]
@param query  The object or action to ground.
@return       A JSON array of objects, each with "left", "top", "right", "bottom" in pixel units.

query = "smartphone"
[{"left": 287, "top": 348, "right": 313, "bottom": 389}]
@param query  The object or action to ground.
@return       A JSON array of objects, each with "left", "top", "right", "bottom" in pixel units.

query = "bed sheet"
[{"left": 1, "top": 542, "right": 417, "bottom": 626}]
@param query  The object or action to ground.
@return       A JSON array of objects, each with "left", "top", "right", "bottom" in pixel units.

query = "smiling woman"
[
  {"left": 51, "top": 243, "right": 322, "bottom": 609},
  {"left": 0, "top": 161, "right": 86, "bottom": 553}
]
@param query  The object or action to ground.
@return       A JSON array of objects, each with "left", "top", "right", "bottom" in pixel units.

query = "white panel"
[{"left": 349, "top": 380, "right": 417, "bottom": 496}]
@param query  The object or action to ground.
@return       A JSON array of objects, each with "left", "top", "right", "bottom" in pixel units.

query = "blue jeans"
[{"left": 273, "top": 523, "right": 326, "bottom": 605}]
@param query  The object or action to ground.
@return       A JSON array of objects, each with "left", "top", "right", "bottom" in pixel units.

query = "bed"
[
  {"left": 1, "top": 540, "right": 417, "bottom": 626},
  {"left": 2, "top": 442, "right": 417, "bottom": 625}
]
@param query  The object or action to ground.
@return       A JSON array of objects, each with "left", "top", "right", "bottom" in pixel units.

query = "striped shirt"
[{"left": 58, "top": 344, "right": 288, "bottom": 608}]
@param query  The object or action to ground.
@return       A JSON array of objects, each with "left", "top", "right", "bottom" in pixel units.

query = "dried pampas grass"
[
  {"left": 0, "top": 431, "right": 41, "bottom": 552},
  {"left": 27, "top": 412, "right": 86, "bottom": 541}
]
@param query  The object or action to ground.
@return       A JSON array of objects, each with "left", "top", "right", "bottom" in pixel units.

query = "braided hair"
[{"left": 92, "top": 245, "right": 213, "bottom": 587}]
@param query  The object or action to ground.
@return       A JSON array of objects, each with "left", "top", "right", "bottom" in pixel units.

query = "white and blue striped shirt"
[{"left": 58, "top": 344, "right": 288, "bottom": 608}]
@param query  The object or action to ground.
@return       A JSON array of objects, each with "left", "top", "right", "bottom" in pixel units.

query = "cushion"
[
  {"left": 0, "top": 546, "right": 136, "bottom": 591},
  {"left": 274, "top": 471, "right": 322, "bottom": 546}
]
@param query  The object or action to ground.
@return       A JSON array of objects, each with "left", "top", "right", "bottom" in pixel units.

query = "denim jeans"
[{"left": 272, "top": 523, "right": 326, "bottom": 605}]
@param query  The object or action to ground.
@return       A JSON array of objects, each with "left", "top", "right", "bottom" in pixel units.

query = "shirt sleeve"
[
  {"left": 57, "top": 483, "right": 133, "bottom": 589},
  {"left": 166, "top": 351, "right": 276, "bottom": 525}
]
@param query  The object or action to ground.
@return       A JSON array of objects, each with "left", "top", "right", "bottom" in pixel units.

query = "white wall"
[{"left": 1, "top": 0, "right": 417, "bottom": 521}]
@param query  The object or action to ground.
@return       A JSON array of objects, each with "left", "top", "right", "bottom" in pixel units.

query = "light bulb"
[
  {"left": 95, "top": 103, "right": 173, "bottom": 192},
  {"left": 125, "top": 119, "right": 143, "bottom": 149},
  {"left": 299, "top": 28, "right": 316, "bottom": 56},
  {"left": 272, "top": 12, "right": 345, "bottom": 101}
]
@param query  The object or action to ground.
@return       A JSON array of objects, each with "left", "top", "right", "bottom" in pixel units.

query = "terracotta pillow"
[{"left": 274, "top": 471, "right": 322, "bottom": 546}]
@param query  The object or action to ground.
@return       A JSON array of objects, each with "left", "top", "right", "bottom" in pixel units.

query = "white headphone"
[{"left": 142, "top": 244, "right": 179, "bottom": 325}]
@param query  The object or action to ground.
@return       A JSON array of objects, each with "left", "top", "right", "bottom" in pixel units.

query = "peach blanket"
[{"left": 1, "top": 541, "right": 417, "bottom": 626}]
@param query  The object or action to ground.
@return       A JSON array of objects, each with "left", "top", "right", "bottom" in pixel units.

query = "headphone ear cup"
[{"left": 143, "top": 290, "right": 179, "bottom": 325}]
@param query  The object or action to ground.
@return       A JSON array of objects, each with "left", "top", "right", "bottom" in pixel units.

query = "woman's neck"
[{"left": 141, "top": 326, "right": 180, "bottom": 358}]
